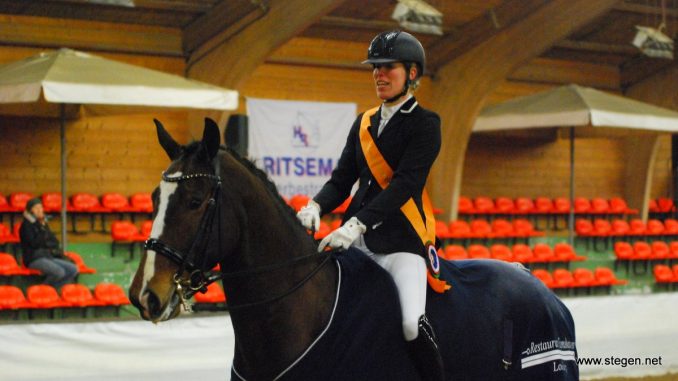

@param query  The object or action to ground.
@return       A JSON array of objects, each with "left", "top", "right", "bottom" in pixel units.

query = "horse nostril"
[{"left": 146, "top": 290, "right": 162, "bottom": 316}]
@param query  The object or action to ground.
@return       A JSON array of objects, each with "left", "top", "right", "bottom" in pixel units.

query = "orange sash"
[{"left": 359, "top": 107, "right": 450, "bottom": 293}]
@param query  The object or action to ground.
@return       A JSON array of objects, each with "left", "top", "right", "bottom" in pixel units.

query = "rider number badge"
[{"left": 427, "top": 243, "right": 440, "bottom": 276}]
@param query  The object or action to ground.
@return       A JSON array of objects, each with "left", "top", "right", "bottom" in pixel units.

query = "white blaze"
[{"left": 138, "top": 172, "right": 181, "bottom": 304}]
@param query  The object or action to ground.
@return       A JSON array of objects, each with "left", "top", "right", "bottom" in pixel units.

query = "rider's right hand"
[{"left": 296, "top": 200, "right": 321, "bottom": 232}]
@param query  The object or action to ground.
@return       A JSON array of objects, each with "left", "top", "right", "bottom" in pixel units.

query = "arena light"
[
  {"left": 391, "top": 0, "right": 443, "bottom": 35},
  {"left": 86, "top": 0, "right": 135, "bottom": 7},
  {"left": 632, "top": 25, "right": 674, "bottom": 59}
]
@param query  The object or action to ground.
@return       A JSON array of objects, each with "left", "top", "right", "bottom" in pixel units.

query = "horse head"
[{"left": 129, "top": 118, "right": 232, "bottom": 322}]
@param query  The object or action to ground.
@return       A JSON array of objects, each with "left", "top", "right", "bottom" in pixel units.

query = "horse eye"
[{"left": 189, "top": 198, "right": 202, "bottom": 209}]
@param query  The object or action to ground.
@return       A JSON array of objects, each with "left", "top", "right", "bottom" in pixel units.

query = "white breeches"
[{"left": 354, "top": 236, "right": 427, "bottom": 341}]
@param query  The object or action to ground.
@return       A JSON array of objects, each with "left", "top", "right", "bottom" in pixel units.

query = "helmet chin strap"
[{"left": 384, "top": 62, "right": 413, "bottom": 104}]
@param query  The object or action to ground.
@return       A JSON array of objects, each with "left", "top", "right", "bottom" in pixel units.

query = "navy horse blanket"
[{"left": 231, "top": 248, "right": 578, "bottom": 380}]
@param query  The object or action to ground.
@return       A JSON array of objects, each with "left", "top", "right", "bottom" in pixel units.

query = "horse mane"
[
  {"left": 180, "top": 141, "right": 307, "bottom": 234},
  {"left": 220, "top": 146, "right": 305, "bottom": 231}
]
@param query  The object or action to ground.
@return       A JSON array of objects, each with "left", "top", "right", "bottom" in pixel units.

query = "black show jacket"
[{"left": 314, "top": 97, "right": 441, "bottom": 255}]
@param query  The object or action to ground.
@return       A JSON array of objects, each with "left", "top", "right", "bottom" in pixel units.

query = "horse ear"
[
  {"left": 202, "top": 118, "right": 221, "bottom": 160},
  {"left": 154, "top": 119, "right": 182, "bottom": 160}
]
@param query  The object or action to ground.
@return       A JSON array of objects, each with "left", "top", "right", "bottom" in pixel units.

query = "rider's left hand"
[{"left": 318, "top": 217, "right": 366, "bottom": 252}]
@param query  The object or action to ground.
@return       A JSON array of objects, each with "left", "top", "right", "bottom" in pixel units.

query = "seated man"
[{"left": 19, "top": 197, "right": 78, "bottom": 289}]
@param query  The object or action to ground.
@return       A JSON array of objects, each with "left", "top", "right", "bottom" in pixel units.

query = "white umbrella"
[
  {"left": 473, "top": 84, "right": 678, "bottom": 243},
  {"left": 0, "top": 48, "right": 238, "bottom": 248}
]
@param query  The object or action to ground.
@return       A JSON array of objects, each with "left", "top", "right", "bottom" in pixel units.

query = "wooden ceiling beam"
[
  {"left": 614, "top": 2, "right": 678, "bottom": 18},
  {"left": 554, "top": 39, "right": 638, "bottom": 55},
  {"left": 45, "top": 0, "right": 214, "bottom": 13},
  {"left": 426, "top": 0, "right": 548, "bottom": 70},
  {"left": 620, "top": 55, "right": 676, "bottom": 88},
  {"left": 0, "top": 14, "right": 182, "bottom": 56},
  {"left": 182, "top": 0, "right": 262, "bottom": 56}
]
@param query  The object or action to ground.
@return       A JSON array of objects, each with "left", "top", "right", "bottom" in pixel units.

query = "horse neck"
[{"left": 220, "top": 163, "right": 338, "bottom": 378}]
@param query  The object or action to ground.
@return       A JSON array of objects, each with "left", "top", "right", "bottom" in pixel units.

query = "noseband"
[{"left": 145, "top": 170, "right": 223, "bottom": 311}]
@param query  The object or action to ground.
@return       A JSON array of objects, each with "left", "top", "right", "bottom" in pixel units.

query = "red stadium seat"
[
  {"left": 490, "top": 219, "right": 513, "bottom": 238},
  {"left": 512, "top": 244, "right": 534, "bottom": 263},
  {"left": 41, "top": 192, "right": 64, "bottom": 213},
  {"left": 27, "top": 285, "right": 68, "bottom": 309},
  {"left": 552, "top": 269, "right": 574, "bottom": 288},
  {"left": 590, "top": 198, "right": 610, "bottom": 215},
  {"left": 0, "top": 253, "right": 31, "bottom": 275},
  {"left": 514, "top": 197, "right": 535, "bottom": 214},
  {"left": 646, "top": 219, "right": 665, "bottom": 236},
  {"left": 611, "top": 219, "right": 631, "bottom": 237},
  {"left": 473, "top": 197, "right": 495, "bottom": 215},
  {"left": 553, "top": 198, "right": 570, "bottom": 214},
  {"left": 493, "top": 197, "right": 514, "bottom": 214},
  {"left": 129, "top": 193, "right": 153, "bottom": 213},
  {"left": 489, "top": 244, "right": 512, "bottom": 261},
  {"left": 553, "top": 243, "right": 586, "bottom": 262},
  {"left": 572, "top": 268, "right": 596, "bottom": 288},
  {"left": 467, "top": 244, "right": 490, "bottom": 259},
  {"left": 632, "top": 241, "right": 652, "bottom": 260},
  {"left": 532, "top": 243, "right": 555, "bottom": 263},
  {"left": 532, "top": 269, "right": 554, "bottom": 288},
  {"left": 448, "top": 220, "right": 473, "bottom": 239},
  {"left": 594, "top": 267, "right": 628, "bottom": 286},
  {"left": 609, "top": 197, "right": 637, "bottom": 215},
  {"left": 0, "top": 194, "right": 9, "bottom": 212},
  {"left": 442, "top": 245, "right": 468, "bottom": 260},
  {"left": 513, "top": 219, "right": 544, "bottom": 237},
  {"left": 653, "top": 265, "right": 674, "bottom": 283},
  {"left": 575, "top": 219, "right": 594, "bottom": 236},
  {"left": 101, "top": 193, "right": 131, "bottom": 212},
  {"left": 9, "top": 192, "right": 33, "bottom": 212},
  {"left": 94, "top": 283, "right": 130, "bottom": 306},
  {"left": 614, "top": 242, "right": 634, "bottom": 260},
  {"left": 435, "top": 220, "right": 450, "bottom": 239},
  {"left": 664, "top": 219, "right": 678, "bottom": 236},
  {"left": 573, "top": 198, "right": 591, "bottom": 214},
  {"left": 657, "top": 198, "right": 675, "bottom": 213},
  {"left": 628, "top": 219, "right": 646, "bottom": 236},
  {"left": 469, "top": 219, "right": 493, "bottom": 239},
  {"left": 69, "top": 193, "right": 103, "bottom": 211},
  {"left": 61, "top": 284, "right": 104, "bottom": 307},
  {"left": 534, "top": 197, "right": 553, "bottom": 214},
  {"left": 457, "top": 196, "right": 475, "bottom": 214},
  {"left": 650, "top": 241, "right": 670, "bottom": 260},
  {"left": 0, "top": 286, "right": 32, "bottom": 310}
]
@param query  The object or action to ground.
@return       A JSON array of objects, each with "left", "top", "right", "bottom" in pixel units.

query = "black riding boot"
[{"left": 406, "top": 315, "right": 445, "bottom": 381}]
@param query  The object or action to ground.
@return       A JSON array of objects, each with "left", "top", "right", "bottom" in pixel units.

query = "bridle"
[
  {"left": 145, "top": 169, "right": 223, "bottom": 312},
  {"left": 144, "top": 157, "right": 332, "bottom": 312}
]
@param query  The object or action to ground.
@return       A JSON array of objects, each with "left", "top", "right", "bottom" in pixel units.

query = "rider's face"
[{"left": 372, "top": 62, "right": 414, "bottom": 104}]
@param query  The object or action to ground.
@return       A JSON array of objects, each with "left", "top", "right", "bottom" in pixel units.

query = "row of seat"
[
  {"left": 577, "top": 218, "right": 678, "bottom": 238},
  {"left": 532, "top": 267, "right": 628, "bottom": 290},
  {"left": 439, "top": 218, "right": 544, "bottom": 240},
  {"left": 0, "top": 283, "right": 130, "bottom": 311},
  {"left": 458, "top": 196, "right": 637, "bottom": 216},
  {"left": 440, "top": 243, "right": 586, "bottom": 264},
  {"left": 0, "top": 252, "right": 96, "bottom": 276},
  {"left": 0, "top": 192, "right": 153, "bottom": 214}
]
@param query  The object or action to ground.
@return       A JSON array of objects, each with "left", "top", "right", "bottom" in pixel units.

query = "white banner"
[{"left": 247, "top": 98, "right": 357, "bottom": 198}]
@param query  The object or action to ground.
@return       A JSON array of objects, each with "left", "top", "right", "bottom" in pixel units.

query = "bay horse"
[{"left": 129, "top": 118, "right": 579, "bottom": 380}]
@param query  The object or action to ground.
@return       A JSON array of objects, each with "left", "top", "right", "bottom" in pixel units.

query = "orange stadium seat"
[
  {"left": 552, "top": 269, "right": 574, "bottom": 289},
  {"left": 457, "top": 196, "right": 475, "bottom": 215},
  {"left": 573, "top": 197, "right": 591, "bottom": 215},
  {"left": 553, "top": 243, "right": 586, "bottom": 262},
  {"left": 472, "top": 197, "right": 495, "bottom": 215},
  {"left": 94, "top": 283, "right": 130, "bottom": 306},
  {"left": 448, "top": 220, "right": 473, "bottom": 240},
  {"left": 493, "top": 197, "right": 514, "bottom": 214},
  {"left": 514, "top": 197, "right": 535, "bottom": 214},
  {"left": 594, "top": 267, "right": 628, "bottom": 286},
  {"left": 572, "top": 268, "right": 596, "bottom": 288},
  {"left": 534, "top": 197, "right": 553, "bottom": 214},
  {"left": 8, "top": 192, "right": 33, "bottom": 212},
  {"left": 27, "top": 285, "right": 68, "bottom": 309},
  {"left": 64, "top": 251, "right": 96, "bottom": 274},
  {"left": 490, "top": 219, "right": 513, "bottom": 238},
  {"left": 490, "top": 244, "right": 512, "bottom": 262},
  {"left": 590, "top": 198, "right": 610, "bottom": 215},
  {"left": 467, "top": 244, "right": 490, "bottom": 259},
  {"left": 435, "top": 220, "right": 450, "bottom": 239},
  {"left": 129, "top": 193, "right": 153, "bottom": 213},
  {"left": 442, "top": 245, "right": 468, "bottom": 260},
  {"left": 0, "top": 285, "right": 32, "bottom": 310},
  {"left": 532, "top": 243, "right": 555, "bottom": 263},
  {"left": 61, "top": 284, "right": 104, "bottom": 308},
  {"left": 532, "top": 269, "right": 554, "bottom": 288},
  {"left": 512, "top": 244, "right": 534, "bottom": 263},
  {"left": 653, "top": 265, "right": 674, "bottom": 283},
  {"left": 41, "top": 192, "right": 64, "bottom": 213}
]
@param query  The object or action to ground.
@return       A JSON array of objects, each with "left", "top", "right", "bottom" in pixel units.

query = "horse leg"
[{"left": 406, "top": 315, "right": 445, "bottom": 381}]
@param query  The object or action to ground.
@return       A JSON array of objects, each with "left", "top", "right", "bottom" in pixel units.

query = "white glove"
[
  {"left": 297, "top": 200, "right": 321, "bottom": 232},
  {"left": 318, "top": 217, "right": 366, "bottom": 252}
]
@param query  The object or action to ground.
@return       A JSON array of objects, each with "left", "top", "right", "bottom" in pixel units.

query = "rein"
[{"left": 146, "top": 158, "right": 332, "bottom": 312}]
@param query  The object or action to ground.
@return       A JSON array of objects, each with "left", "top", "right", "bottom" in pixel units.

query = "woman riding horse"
[{"left": 297, "top": 30, "right": 443, "bottom": 381}]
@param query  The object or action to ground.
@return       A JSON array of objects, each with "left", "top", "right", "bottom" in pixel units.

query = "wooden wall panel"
[
  {"left": 0, "top": 112, "right": 188, "bottom": 197},
  {"left": 461, "top": 134, "right": 627, "bottom": 199}
]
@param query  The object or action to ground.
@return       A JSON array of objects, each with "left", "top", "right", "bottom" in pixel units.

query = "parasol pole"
[
  {"left": 568, "top": 127, "right": 575, "bottom": 246},
  {"left": 60, "top": 104, "right": 68, "bottom": 251}
]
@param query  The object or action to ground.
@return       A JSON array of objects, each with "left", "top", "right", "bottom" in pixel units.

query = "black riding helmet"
[{"left": 363, "top": 30, "right": 426, "bottom": 102}]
